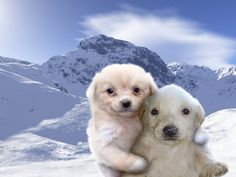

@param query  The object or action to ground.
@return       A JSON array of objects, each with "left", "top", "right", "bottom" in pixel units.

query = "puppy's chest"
[
  {"left": 148, "top": 144, "right": 198, "bottom": 177},
  {"left": 120, "top": 118, "right": 142, "bottom": 134},
  {"left": 100, "top": 118, "right": 142, "bottom": 149}
]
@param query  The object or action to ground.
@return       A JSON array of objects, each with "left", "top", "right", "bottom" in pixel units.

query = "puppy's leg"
[
  {"left": 199, "top": 162, "right": 228, "bottom": 177},
  {"left": 99, "top": 145, "right": 148, "bottom": 173},
  {"left": 97, "top": 163, "right": 121, "bottom": 177}
]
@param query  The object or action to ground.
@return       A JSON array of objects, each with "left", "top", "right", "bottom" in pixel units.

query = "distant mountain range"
[
  {"left": 0, "top": 35, "right": 235, "bottom": 165},
  {"left": 40, "top": 34, "right": 236, "bottom": 113}
]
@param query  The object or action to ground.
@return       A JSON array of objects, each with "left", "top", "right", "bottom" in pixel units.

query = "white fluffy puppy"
[
  {"left": 122, "top": 84, "right": 228, "bottom": 177},
  {"left": 86, "top": 64, "right": 157, "bottom": 177}
]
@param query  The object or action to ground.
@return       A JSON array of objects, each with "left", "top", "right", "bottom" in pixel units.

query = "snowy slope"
[
  {"left": 0, "top": 62, "right": 67, "bottom": 92},
  {"left": 30, "top": 99, "right": 90, "bottom": 145},
  {"left": 0, "top": 63, "right": 78, "bottom": 139},
  {"left": 0, "top": 56, "right": 31, "bottom": 65},
  {"left": 0, "top": 109, "right": 235, "bottom": 177},
  {"left": 204, "top": 109, "right": 236, "bottom": 177},
  {"left": 0, "top": 99, "right": 90, "bottom": 166},
  {"left": 0, "top": 157, "right": 98, "bottom": 177},
  {"left": 0, "top": 133, "right": 88, "bottom": 166},
  {"left": 0, "top": 62, "right": 90, "bottom": 166},
  {"left": 0, "top": 57, "right": 91, "bottom": 165}
]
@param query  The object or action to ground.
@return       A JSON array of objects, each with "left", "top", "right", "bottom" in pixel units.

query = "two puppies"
[
  {"left": 87, "top": 64, "right": 228, "bottom": 177},
  {"left": 86, "top": 64, "right": 157, "bottom": 177}
]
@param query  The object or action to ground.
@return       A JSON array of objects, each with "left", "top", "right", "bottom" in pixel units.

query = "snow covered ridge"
[
  {"left": 216, "top": 66, "right": 236, "bottom": 79},
  {"left": 0, "top": 56, "right": 31, "bottom": 65}
]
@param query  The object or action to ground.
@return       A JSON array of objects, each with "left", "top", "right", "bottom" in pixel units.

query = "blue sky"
[{"left": 0, "top": 0, "right": 236, "bottom": 68}]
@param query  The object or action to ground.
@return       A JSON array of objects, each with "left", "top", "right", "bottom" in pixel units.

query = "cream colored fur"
[
  {"left": 122, "top": 84, "right": 228, "bottom": 177},
  {"left": 86, "top": 64, "right": 157, "bottom": 177}
]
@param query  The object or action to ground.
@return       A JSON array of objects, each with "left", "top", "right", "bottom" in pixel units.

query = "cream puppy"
[
  {"left": 86, "top": 64, "right": 157, "bottom": 177},
  {"left": 122, "top": 84, "right": 228, "bottom": 177}
]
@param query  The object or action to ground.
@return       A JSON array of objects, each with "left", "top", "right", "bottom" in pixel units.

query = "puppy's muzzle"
[
  {"left": 120, "top": 99, "right": 131, "bottom": 109},
  {"left": 163, "top": 125, "right": 178, "bottom": 140}
]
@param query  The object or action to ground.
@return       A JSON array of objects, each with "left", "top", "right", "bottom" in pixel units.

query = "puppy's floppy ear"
[
  {"left": 146, "top": 73, "right": 158, "bottom": 95},
  {"left": 138, "top": 100, "right": 147, "bottom": 119},
  {"left": 194, "top": 102, "right": 208, "bottom": 145},
  {"left": 196, "top": 102, "right": 205, "bottom": 125},
  {"left": 86, "top": 73, "right": 100, "bottom": 99}
]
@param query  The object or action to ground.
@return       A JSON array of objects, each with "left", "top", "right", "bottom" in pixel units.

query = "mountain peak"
[
  {"left": 78, "top": 34, "right": 134, "bottom": 55},
  {"left": 80, "top": 34, "right": 114, "bottom": 44},
  {"left": 42, "top": 35, "right": 175, "bottom": 95},
  {"left": 168, "top": 62, "right": 213, "bottom": 75},
  {"left": 216, "top": 66, "right": 236, "bottom": 79}
]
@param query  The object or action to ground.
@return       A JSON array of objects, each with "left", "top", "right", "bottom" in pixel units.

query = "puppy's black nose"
[
  {"left": 163, "top": 125, "right": 178, "bottom": 137},
  {"left": 121, "top": 100, "right": 131, "bottom": 108}
]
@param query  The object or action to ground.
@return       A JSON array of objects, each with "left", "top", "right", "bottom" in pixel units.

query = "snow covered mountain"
[
  {"left": 40, "top": 34, "right": 236, "bottom": 114},
  {"left": 40, "top": 35, "right": 175, "bottom": 96},
  {"left": 2, "top": 35, "right": 235, "bottom": 116}
]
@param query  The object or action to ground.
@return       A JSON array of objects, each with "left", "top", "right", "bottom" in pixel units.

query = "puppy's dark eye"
[
  {"left": 133, "top": 87, "right": 140, "bottom": 94},
  {"left": 151, "top": 108, "right": 159, "bottom": 116},
  {"left": 106, "top": 88, "right": 114, "bottom": 95},
  {"left": 182, "top": 108, "right": 190, "bottom": 115}
]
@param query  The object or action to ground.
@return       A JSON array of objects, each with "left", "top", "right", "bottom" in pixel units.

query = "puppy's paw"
[
  {"left": 194, "top": 127, "right": 209, "bottom": 145},
  {"left": 200, "top": 162, "right": 228, "bottom": 177},
  {"left": 213, "top": 163, "right": 228, "bottom": 176},
  {"left": 129, "top": 157, "right": 148, "bottom": 173}
]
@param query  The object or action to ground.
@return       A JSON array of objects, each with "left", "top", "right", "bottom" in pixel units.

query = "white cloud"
[{"left": 81, "top": 11, "right": 236, "bottom": 69}]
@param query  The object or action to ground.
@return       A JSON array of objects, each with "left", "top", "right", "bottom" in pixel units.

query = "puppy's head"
[
  {"left": 86, "top": 64, "right": 157, "bottom": 117},
  {"left": 141, "top": 84, "right": 205, "bottom": 143}
]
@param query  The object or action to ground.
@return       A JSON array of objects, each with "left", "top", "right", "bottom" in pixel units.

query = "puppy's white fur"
[
  {"left": 86, "top": 64, "right": 157, "bottom": 177},
  {"left": 122, "top": 84, "right": 228, "bottom": 177}
]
